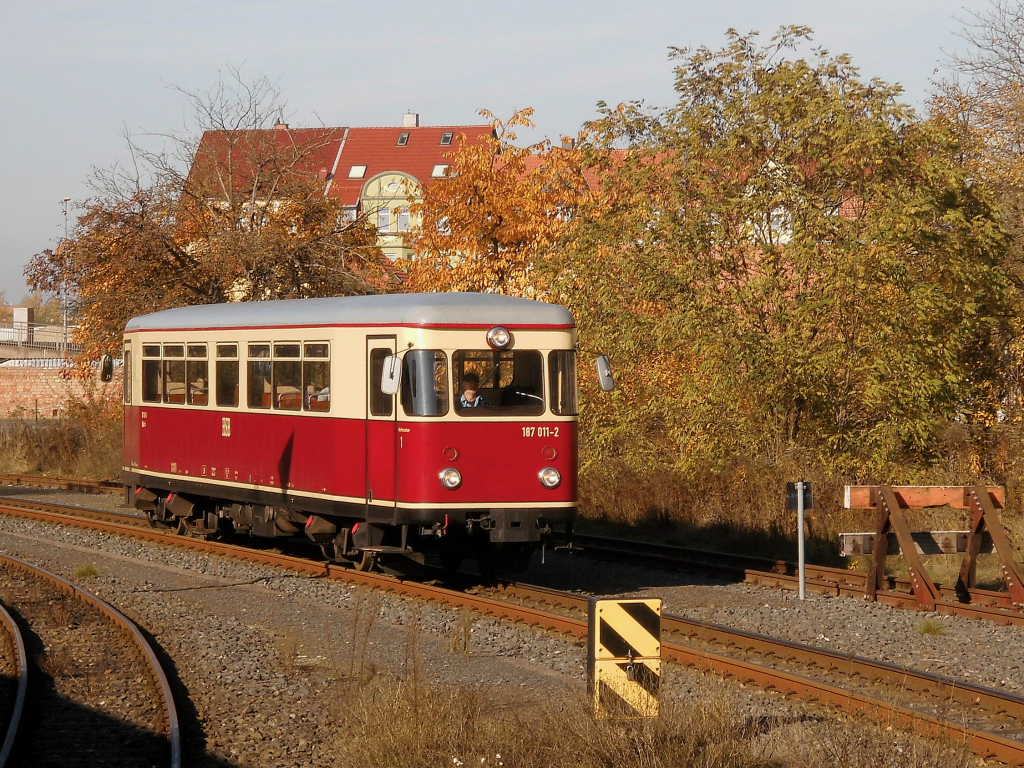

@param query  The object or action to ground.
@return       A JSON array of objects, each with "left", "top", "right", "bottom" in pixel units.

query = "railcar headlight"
[
  {"left": 439, "top": 468, "right": 463, "bottom": 490},
  {"left": 538, "top": 467, "right": 561, "bottom": 489},
  {"left": 486, "top": 326, "right": 512, "bottom": 350}
]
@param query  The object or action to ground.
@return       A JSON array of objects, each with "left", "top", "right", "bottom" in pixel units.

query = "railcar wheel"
[
  {"left": 353, "top": 552, "right": 377, "bottom": 572},
  {"left": 179, "top": 517, "right": 218, "bottom": 540}
]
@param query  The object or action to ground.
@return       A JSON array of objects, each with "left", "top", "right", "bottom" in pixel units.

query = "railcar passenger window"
[
  {"left": 452, "top": 350, "right": 544, "bottom": 416},
  {"left": 273, "top": 344, "right": 302, "bottom": 411},
  {"left": 123, "top": 347, "right": 132, "bottom": 405},
  {"left": 142, "top": 345, "right": 160, "bottom": 403},
  {"left": 163, "top": 345, "right": 185, "bottom": 405},
  {"left": 186, "top": 344, "right": 208, "bottom": 406},
  {"left": 369, "top": 348, "right": 393, "bottom": 417},
  {"left": 548, "top": 350, "right": 578, "bottom": 416},
  {"left": 401, "top": 350, "right": 449, "bottom": 417},
  {"left": 216, "top": 344, "right": 239, "bottom": 408},
  {"left": 303, "top": 343, "right": 330, "bottom": 412},
  {"left": 247, "top": 344, "right": 271, "bottom": 409}
]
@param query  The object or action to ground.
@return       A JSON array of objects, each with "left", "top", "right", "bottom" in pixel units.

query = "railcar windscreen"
[
  {"left": 548, "top": 350, "right": 578, "bottom": 416},
  {"left": 453, "top": 350, "right": 545, "bottom": 416},
  {"left": 401, "top": 350, "right": 449, "bottom": 416}
]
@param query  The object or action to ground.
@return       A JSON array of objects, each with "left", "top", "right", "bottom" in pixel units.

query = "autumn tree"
[
  {"left": 27, "top": 69, "right": 385, "bottom": 361},
  {"left": 408, "top": 108, "right": 593, "bottom": 296},
  {"left": 545, "top": 27, "right": 1010, "bottom": 485}
]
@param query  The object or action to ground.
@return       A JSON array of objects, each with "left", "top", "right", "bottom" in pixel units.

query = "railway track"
[
  {"left": 567, "top": 532, "right": 1024, "bottom": 626},
  {"left": 0, "top": 551, "right": 180, "bottom": 766},
  {"left": 0, "top": 473, "right": 120, "bottom": 496},
  {"left": 6, "top": 473, "right": 1023, "bottom": 624},
  {"left": 0, "top": 498, "right": 1023, "bottom": 763},
  {"left": 0, "top": 600, "right": 26, "bottom": 767}
]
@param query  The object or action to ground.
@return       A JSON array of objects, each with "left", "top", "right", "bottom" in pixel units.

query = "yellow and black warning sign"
[{"left": 588, "top": 597, "right": 662, "bottom": 719}]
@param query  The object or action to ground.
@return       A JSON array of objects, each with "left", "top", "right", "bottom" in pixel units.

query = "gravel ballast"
[{"left": 0, "top": 486, "right": 1007, "bottom": 766}]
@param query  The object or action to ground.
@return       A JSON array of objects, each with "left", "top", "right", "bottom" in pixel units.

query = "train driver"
[{"left": 459, "top": 372, "right": 488, "bottom": 408}]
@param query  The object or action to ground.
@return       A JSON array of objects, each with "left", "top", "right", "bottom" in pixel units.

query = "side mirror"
[
  {"left": 100, "top": 355, "right": 114, "bottom": 383},
  {"left": 380, "top": 355, "right": 402, "bottom": 396},
  {"left": 595, "top": 355, "right": 615, "bottom": 392}
]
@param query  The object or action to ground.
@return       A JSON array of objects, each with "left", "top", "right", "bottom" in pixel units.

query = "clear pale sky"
[{"left": 0, "top": 1, "right": 991, "bottom": 300}]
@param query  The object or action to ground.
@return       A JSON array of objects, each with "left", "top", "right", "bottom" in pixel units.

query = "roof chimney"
[
  {"left": 274, "top": 122, "right": 289, "bottom": 130},
  {"left": 403, "top": 112, "right": 420, "bottom": 128}
]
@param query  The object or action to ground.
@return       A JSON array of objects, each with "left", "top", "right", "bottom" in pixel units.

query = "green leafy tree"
[{"left": 547, "top": 27, "right": 1011, "bottom": 481}]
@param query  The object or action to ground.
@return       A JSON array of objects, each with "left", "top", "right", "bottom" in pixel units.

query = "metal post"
[
  {"left": 797, "top": 480, "right": 806, "bottom": 600},
  {"left": 60, "top": 197, "right": 70, "bottom": 355}
]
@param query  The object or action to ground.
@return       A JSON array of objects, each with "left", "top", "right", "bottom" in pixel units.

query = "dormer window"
[
  {"left": 397, "top": 132, "right": 410, "bottom": 147},
  {"left": 440, "top": 132, "right": 453, "bottom": 146},
  {"left": 431, "top": 164, "right": 450, "bottom": 178},
  {"left": 348, "top": 165, "right": 366, "bottom": 179}
]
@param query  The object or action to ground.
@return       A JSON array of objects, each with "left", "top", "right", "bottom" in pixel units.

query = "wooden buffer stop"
[{"left": 843, "top": 485, "right": 1024, "bottom": 610}]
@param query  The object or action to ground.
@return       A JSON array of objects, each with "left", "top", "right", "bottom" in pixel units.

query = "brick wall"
[{"left": 0, "top": 369, "right": 122, "bottom": 418}]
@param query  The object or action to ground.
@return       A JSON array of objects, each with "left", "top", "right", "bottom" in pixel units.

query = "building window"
[
  {"left": 377, "top": 208, "right": 391, "bottom": 231},
  {"left": 384, "top": 252, "right": 397, "bottom": 262},
  {"left": 431, "top": 164, "right": 449, "bottom": 178},
  {"left": 397, "top": 132, "right": 409, "bottom": 147},
  {"left": 440, "top": 131, "right": 453, "bottom": 145},
  {"left": 348, "top": 165, "right": 366, "bottom": 179},
  {"left": 397, "top": 207, "right": 410, "bottom": 232}
]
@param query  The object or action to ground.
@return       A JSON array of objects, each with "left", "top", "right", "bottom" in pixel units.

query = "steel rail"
[
  {"left": 0, "top": 553, "right": 181, "bottom": 768},
  {"left": 0, "top": 602, "right": 26, "bottom": 767},
  {"left": 568, "top": 533, "right": 1024, "bottom": 626},
  {"left": 2, "top": 500, "right": 1023, "bottom": 764},
  {"left": 0, "top": 473, "right": 119, "bottom": 495}
]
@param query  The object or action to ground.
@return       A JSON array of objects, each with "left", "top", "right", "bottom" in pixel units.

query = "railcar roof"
[{"left": 124, "top": 293, "right": 574, "bottom": 331}]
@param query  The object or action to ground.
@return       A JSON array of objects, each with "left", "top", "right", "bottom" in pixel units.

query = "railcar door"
[{"left": 365, "top": 337, "right": 398, "bottom": 522}]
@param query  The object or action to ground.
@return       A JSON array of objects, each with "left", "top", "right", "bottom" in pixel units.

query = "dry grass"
[
  {"left": 327, "top": 676, "right": 971, "bottom": 768},
  {"left": 0, "top": 388, "right": 122, "bottom": 479},
  {"left": 915, "top": 618, "right": 947, "bottom": 636},
  {"left": 577, "top": 456, "right": 1024, "bottom": 572},
  {"left": 71, "top": 564, "right": 99, "bottom": 579}
]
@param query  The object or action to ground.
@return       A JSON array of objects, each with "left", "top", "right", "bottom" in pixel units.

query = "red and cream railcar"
[{"left": 122, "top": 293, "right": 579, "bottom": 573}]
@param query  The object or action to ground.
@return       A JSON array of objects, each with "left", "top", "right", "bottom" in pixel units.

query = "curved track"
[
  {"left": 0, "top": 552, "right": 180, "bottom": 767},
  {"left": 0, "top": 601, "right": 26, "bottom": 768},
  {"left": 0, "top": 497, "right": 1022, "bottom": 763}
]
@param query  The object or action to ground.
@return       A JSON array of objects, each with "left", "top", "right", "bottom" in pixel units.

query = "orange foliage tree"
[
  {"left": 407, "top": 109, "right": 594, "bottom": 296},
  {"left": 26, "top": 70, "right": 385, "bottom": 365}
]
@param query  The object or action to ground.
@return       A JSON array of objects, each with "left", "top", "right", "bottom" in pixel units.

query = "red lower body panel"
[{"left": 124, "top": 406, "right": 576, "bottom": 509}]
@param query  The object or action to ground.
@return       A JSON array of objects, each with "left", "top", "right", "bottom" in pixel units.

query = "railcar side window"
[
  {"left": 303, "top": 343, "right": 330, "bottom": 412},
  {"left": 142, "top": 345, "right": 160, "bottom": 403},
  {"left": 273, "top": 342, "right": 302, "bottom": 411},
  {"left": 186, "top": 344, "right": 208, "bottom": 406},
  {"left": 123, "top": 346, "right": 132, "bottom": 405},
  {"left": 163, "top": 345, "right": 185, "bottom": 405},
  {"left": 216, "top": 344, "right": 239, "bottom": 408},
  {"left": 369, "top": 348, "right": 393, "bottom": 417},
  {"left": 248, "top": 344, "right": 272, "bottom": 409},
  {"left": 401, "top": 350, "right": 449, "bottom": 417},
  {"left": 452, "top": 350, "right": 544, "bottom": 416},
  {"left": 548, "top": 350, "right": 578, "bottom": 416}
]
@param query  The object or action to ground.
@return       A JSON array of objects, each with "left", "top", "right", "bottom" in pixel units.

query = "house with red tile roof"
[{"left": 189, "top": 113, "right": 494, "bottom": 263}]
